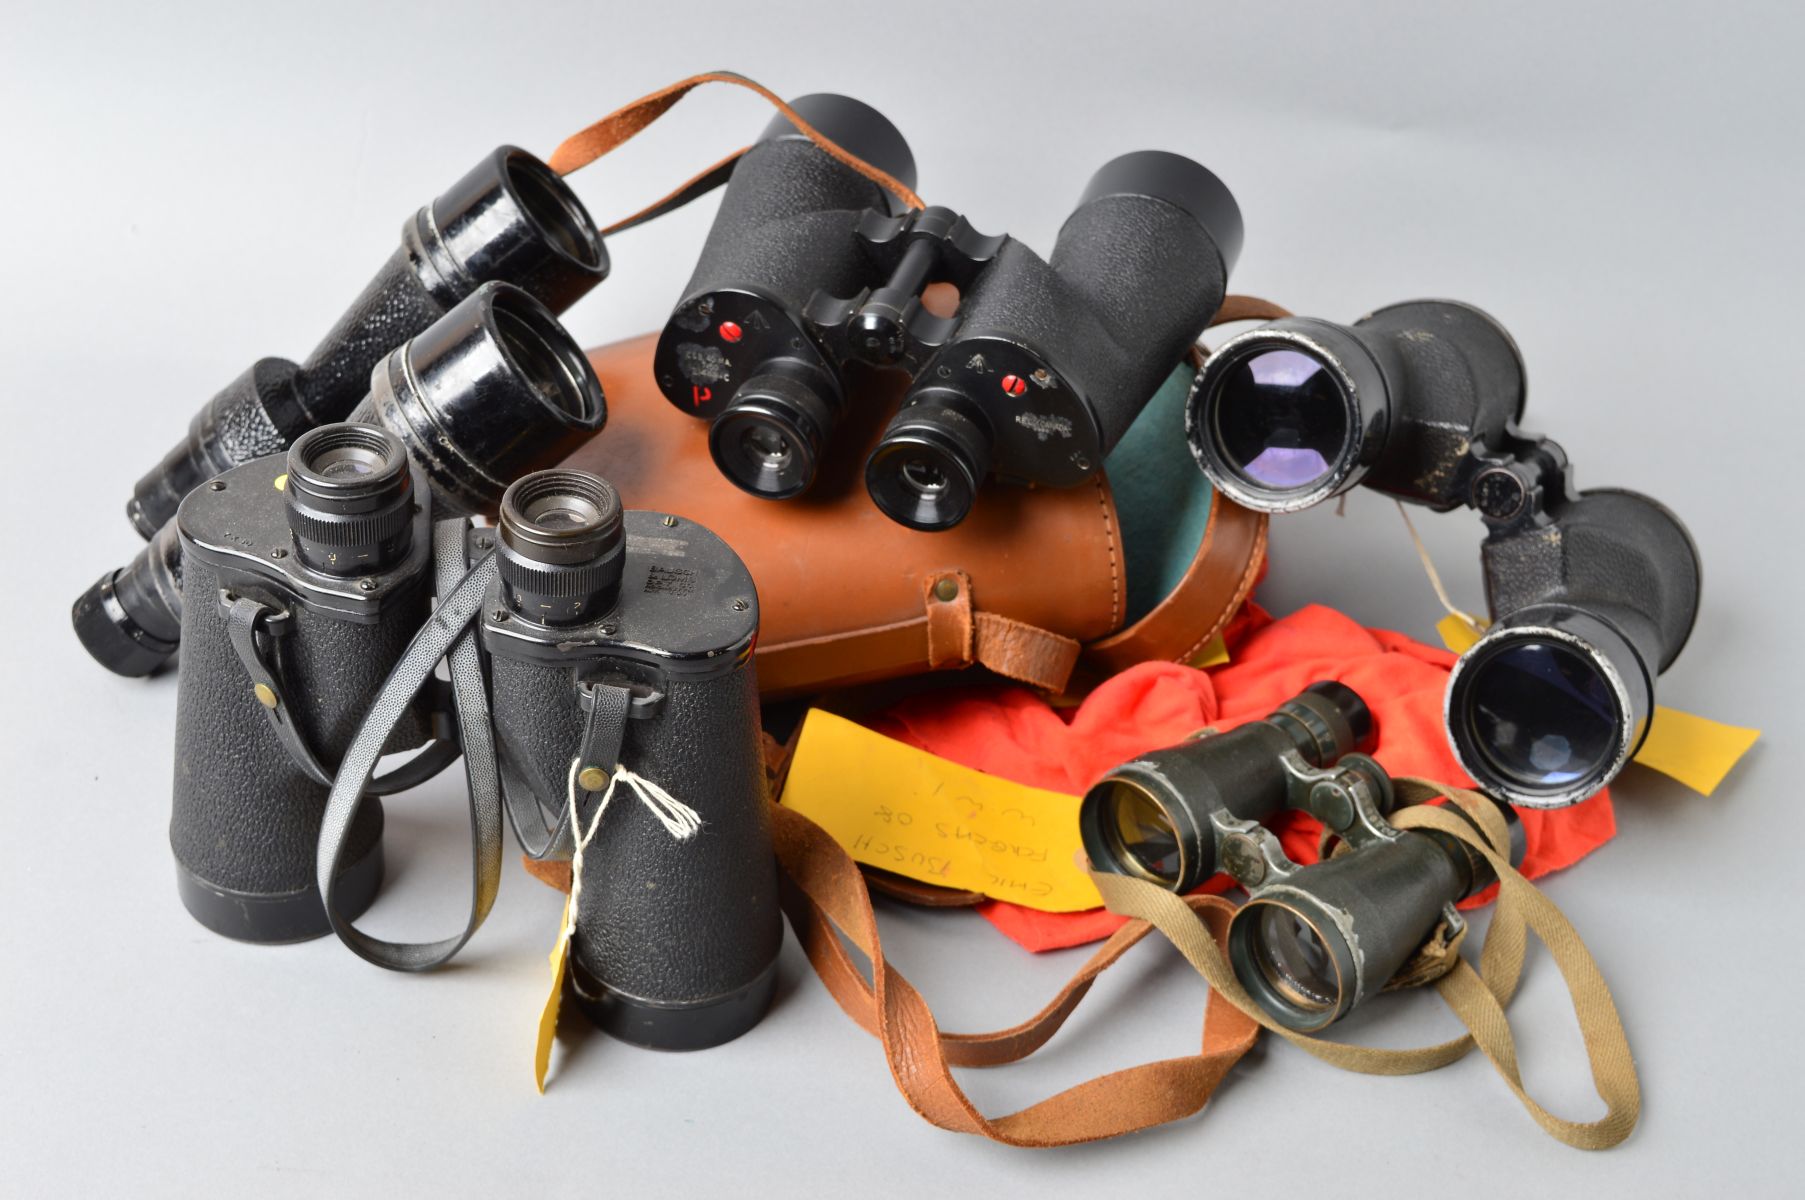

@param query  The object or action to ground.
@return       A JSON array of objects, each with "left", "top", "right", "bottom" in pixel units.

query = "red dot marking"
[
  {"left": 719, "top": 321, "right": 743, "bottom": 343},
  {"left": 1000, "top": 374, "right": 1027, "bottom": 397}
]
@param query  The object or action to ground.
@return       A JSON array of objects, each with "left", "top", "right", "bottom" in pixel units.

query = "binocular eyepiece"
[
  {"left": 496, "top": 469, "right": 626, "bottom": 624},
  {"left": 1185, "top": 301, "right": 1702, "bottom": 808},
  {"left": 657, "top": 95, "right": 1243, "bottom": 530},
  {"left": 282, "top": 425, "right": 416, "bottom": 575},
  {"left": 73, "top": 283, "right": 605, "bottom": 678},
  {"left": 1082, "top": 681, "right": 1525, "bottom": 1032}
]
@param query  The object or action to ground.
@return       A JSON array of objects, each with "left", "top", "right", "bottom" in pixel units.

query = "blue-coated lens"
[{"left": 1467, "top": 641, "right": 1619, "bottom": 791}]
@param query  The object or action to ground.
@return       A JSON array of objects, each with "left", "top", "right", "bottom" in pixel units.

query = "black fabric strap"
[
  {"left": 316, "top": 520, "right": 502, "bottom": 971},
  {"left": 223, "top": 591, "right": 460, "bottom": 794}
]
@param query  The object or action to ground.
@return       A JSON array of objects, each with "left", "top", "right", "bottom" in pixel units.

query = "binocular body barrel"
[
  {"left": 170, "top": 452, "right": 433, "bottom": 943},
  {"left": 1348, "top": 301, "right": 1525, "bottom": 508},
  {"left": 676, "top": 106, "right": 912, "bottom": 324},
  {"left": 950, "top": 153, "right": 1239, "bottom": 455},
  {"left": 1450, "top": 486, "right": 1702, "bottom": 806},
  {"left": 1189, "top": 300, "right": 1526, "bottom": 513},
  {"left": 482, "top": 506, "right": 780, "bottom": 1050},
  {"left": 1481, "top": 487, "right": 1700, "bottom": 675},
  {"left": 127, "top": 146, "right": 607, "bottom": 539},
  {"left": 1079, "top": 682, "right": 1374, "bottom": 892},
  {"left": 1231, "top": 828, "right": 1473, "bottom": 1030}
]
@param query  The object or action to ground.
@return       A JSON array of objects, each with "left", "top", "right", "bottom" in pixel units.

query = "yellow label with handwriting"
[
  {"left": 779, "top": 709, "right": 1101, "bottom": 912},
  {"left": 1434, "top": 614, "right": 1758, "bottom": 795},
  {"left": 533, "top": 895, "right": 572, "bottom": 1094}
]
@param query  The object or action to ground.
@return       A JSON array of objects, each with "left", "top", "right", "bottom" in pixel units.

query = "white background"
[{"left": 1, "top": 2, "right": 1800, "bottom": 1195}]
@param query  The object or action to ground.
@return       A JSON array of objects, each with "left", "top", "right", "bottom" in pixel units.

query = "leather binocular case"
[{"left": 564, "top": 333, "right": 1267, "bottom": 699}]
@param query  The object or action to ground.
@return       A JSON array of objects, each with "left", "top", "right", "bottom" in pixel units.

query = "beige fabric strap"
[{"left": 1092, "top": 778, "right": 1640, "bottom": 1150}]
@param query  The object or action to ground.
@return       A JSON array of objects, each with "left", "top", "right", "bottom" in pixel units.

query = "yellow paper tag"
[
  {"left": 1436, "top": 612, "right": 1487, "bottom": 653},
  {"left": 1635, "top": 706, "right": 1760, "bottom": 795},
  {"left": 1191, "top": 633, "right": 1231, "bottom": 669},
  {"left": 779, "top": 710, "right": 1101, "bottom": 912},
  {"left": 533, "top": 895, "right": 572, "bottom": 1094},
  {"left": 1434, "top": 613, "right": 1759, "bottom": 795}
]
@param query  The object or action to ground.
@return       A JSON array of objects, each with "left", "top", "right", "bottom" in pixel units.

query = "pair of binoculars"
[
  {"left": 654, "top": 94, "right": 1244, "bottom": 531},
  {"left": 73, "top": 144, "right": 612, "bottom": 678},
  {"left": 1185, "top": 302, "right": 1702, "bottom": 808},
  {"left": 1080, "top": 682, "right": 1523, "bottom": 1031},
  {"left": 169, "top": 423, "right": 781, "bottom": 1049}
]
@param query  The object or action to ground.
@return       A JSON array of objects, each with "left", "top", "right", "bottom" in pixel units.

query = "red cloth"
[{"left": 869, "top": 602, "right": 1616, "bottom": 952}]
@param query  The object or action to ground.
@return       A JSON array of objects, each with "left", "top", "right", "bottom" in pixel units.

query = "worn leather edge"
[{"left": 1081, "top": 491, "right": 1268, "bottom": 674}]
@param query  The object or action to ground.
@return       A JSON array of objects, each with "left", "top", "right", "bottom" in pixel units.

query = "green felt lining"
[{"left": 1103, "top": 363, "right": 1215, "bottom": 624}]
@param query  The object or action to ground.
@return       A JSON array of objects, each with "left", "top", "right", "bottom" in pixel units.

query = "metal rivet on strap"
[
  {"left": 253, "top": 683, "right": 279, "bottom": 710},
  {"left": 933, "top": 577, "right": 959, "bottom": 602},
  {"left": 577, "top": 765, "right": 610, "bottom": 792}
]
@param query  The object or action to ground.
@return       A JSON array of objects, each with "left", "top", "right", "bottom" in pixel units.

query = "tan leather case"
[{"left": 565, "top": 334, "right": 1265, "bottom": 698}]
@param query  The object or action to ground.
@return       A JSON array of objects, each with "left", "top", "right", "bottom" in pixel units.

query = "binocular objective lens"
[
  {"left": 1214, "top": 347, "right": 1348, "bottom": 491},
  {"left": 1248, "top": 904, "right": 1340, "bottom": 1014},
  {"left": 495, "top": 303, "right": 590, "bottom": 421},
  {"left": 504, "top": 156, "right": 604, "bottom": 269},
  {"left": 1467, "top": 640, "right": 1619, "bottom": 791},
  {"left": 1098, "top": 783, "right": 1182, "bottom": 885}
]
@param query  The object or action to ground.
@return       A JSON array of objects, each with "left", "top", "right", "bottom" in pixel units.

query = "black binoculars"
[
  {"left": 1185, "top": 301, "right": 1702, "bottom": 807},
  {"left": 476, "top": 469, "right": 781, "bottom": 1049},
  {"left": 73, "top": 282, "right": 605, "bottom": 678},
  {"left": 170, "top": 422, "right": 455, "bottom": 941},
  {"left": 163, "top": 293, "right": 608, "bottom": 942},
  {"left": 1081, "top": 681, "right": 1524, "bottom": 1031},
  {"left": 654, "top": 93, "right": 1244, "bottom": 530},
  {"left": 125, "top": 145, "right": 608, "bottom": 541}
]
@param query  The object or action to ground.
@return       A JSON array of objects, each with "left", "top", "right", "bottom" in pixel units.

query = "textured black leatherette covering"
[
  {"left": 950, "top": 194, "right": 1228, "bottom": 451},
  {"left": 489, "top": 655, "right": 781, "bottom": 1006},
  {"left": 294, "top": 245, "right": 451, "bottom": 425},
  {"left": 170, "top": 554, "right": 428, "bottom": 894},
  {"left": 1356, "top": 302, "right": 1527, "bottom": 509},
  {"left": 678, "top": 138, "right": 893, "bottom": 313},
  {"left": 1481, "top": 488, "right": 1700, "bottom": 670}
]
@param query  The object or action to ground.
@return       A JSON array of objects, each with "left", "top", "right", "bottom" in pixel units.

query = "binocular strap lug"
[{"left": 219, "top": 590, "right": 460, "bottom": 797}]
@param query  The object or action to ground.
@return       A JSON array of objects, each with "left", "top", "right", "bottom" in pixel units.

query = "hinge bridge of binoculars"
[
  {"left": 1466, "top": 424, "right": 1578, "bottom": 537},
  {"left": 1279, "top": 749, "right": 1399, "bottom": 850},
  {"left": 803, "top": 206, "right": 1008, "bottom": 373},
  {"left": 1209, "top": 811, "right": 1294, "bottom": 889}
]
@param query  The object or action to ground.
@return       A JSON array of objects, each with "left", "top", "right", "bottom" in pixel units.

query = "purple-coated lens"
[{"left": 1213, "top": 347, "right": 1348, "bottom": 492}]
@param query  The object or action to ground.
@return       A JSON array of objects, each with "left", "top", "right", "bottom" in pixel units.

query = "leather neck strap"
[
  {"left": 771, "top": 802, "right": 1258, "bottom": 1146},
  {"left": 548, "top": 70, "right": 925, "bottom": 233}
]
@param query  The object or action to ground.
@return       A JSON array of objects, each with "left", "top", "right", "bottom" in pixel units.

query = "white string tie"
[{"left": 563, "top": 759, "right": 703, "bottom": 938}]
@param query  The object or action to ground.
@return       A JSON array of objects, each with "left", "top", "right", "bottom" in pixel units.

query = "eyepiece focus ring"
[
  {"left": 497, "top": 469, "right": 625, "bottom": 624},
  {"left": 284, "top": 424, "right": 414, "bottom": 574}
]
